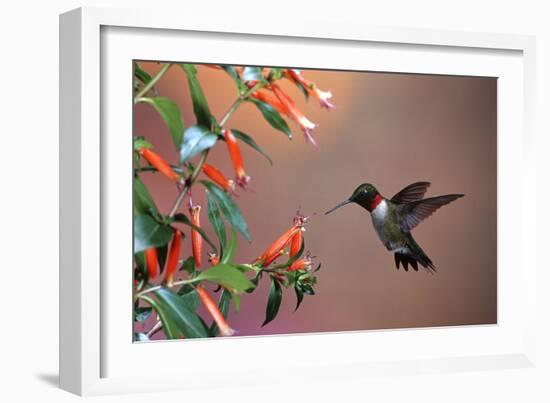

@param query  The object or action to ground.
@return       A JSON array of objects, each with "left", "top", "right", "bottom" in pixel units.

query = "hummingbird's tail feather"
[{"left": 394, "top": 235, "right": 437, "bottom": 274}]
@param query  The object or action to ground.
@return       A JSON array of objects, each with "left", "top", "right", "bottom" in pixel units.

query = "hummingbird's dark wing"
[
  {"left": 399, "top": 194, "right": 464, "bottom": 232},
  {"left": 390, "top": 182, "right": 431, "bottom": 204}
]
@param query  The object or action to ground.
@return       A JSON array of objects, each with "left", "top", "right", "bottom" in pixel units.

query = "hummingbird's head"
[{"left": 325, "top": 183, "right": 381, "bottom": 215}]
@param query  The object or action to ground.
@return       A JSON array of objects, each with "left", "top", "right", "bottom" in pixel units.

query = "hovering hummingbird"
[{"left": 325, "top": 182, "right": 464, "bottom": 273}]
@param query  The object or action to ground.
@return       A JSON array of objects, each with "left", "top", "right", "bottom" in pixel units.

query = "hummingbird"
[{"left": 325, "top": 182, "right": 464, "bottom": 273}]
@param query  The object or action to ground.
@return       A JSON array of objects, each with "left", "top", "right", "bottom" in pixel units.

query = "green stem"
[
  {"left": 135, "top": 277, "right": 200, "bottom": 299},
  {"left": 134, "top": 63, "right": 172, "bottom": 100}
]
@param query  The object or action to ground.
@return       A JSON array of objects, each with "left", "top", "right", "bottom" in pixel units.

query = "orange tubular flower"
[
  {"left": 257, "top": 225, "right": 303, "bottom": 267},
  {"left": 270, "top": 83, "right": 319, "bottom": 147},
  {"left": 196, "top": 284, "right": 235, "bottom": 336},
  {"left": 285, "top": 69, "right": 335, "bottom": 110},
  {"left": 208, "top": 252, "right": 220, "bottom": 266},
  {"left": 164, "top": 230, "right": 182, "bottom": 287},
  {"left": 138, "top": 148, "right": 180, "bottom": 182},
  {"left": 144, "top": 247, "right": 159, "bottom": 279},
  {"left": 288, "top": 253, "right": 314, "bottom": 272},
  {"left": 250, "top": 90, "right": 288, "bottom": 115},
  {"left": 203, "top": 163, "right": 235, "bottom": 193},
  {"left": 190, "top": 205, "right": 203, "bottom": 268},
  {"left": 223, "top": 129, "right": 251, "bottom": 188},
  {"left": 289, "top": 231, "right": 303, "bottom": 258}
]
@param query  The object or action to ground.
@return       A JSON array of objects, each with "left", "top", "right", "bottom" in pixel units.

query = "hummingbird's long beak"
[{"left": 325, "top": 199, "right": 352, "bottom": 215}]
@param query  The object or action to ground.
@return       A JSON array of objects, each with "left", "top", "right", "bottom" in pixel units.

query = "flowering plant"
[{"left": 133, "top": 64, "right": 332, "bottom": 340}]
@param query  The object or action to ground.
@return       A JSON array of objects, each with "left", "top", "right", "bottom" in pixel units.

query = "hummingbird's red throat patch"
[{"left": 369, "top": 194, "right": 383, "bottom": 211}]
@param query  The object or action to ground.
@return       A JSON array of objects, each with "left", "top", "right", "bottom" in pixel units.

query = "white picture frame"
[{"left": 59, "top": 6, "right": 537, "bottom": 396}]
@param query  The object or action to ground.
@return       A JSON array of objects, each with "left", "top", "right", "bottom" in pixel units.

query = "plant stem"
[
  {"left": 134, "top": 63, "right": 172, "bottom": 100},
  {"left": 136, "top": 277, "right": 200, "bottom": 299}
]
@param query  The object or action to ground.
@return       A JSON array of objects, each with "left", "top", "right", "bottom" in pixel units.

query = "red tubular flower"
[
  {"left": 144, "top": 247, "right": 159, "bottom": 279},
  {"left": 223, "top": 129, "right": 251, "bottom": 188},
  {"left": 256, "top": 225, "right": 303, "bottom": 267},
  {"left": 189, "top": 205, "right": 203, "bottom": 268},
  {"left": 164, "top": 230, "right": 182, "bottom": 287},
  {"left": 288, "top": 253, "right": 314, "bottom": 272},
  {"left": 138, "top": 148, "right": 180, "bottom": 182},
  {"left": 250, "top": 90, "right": 288, "bottom": 115},
  {"left": 285, "top": 69, "right": 335, "bottom": 110},
  {"left": 203, "top": 163, "right": 235, "bottom": 193},
  {"left": 196, "top": 284, "right": 235, "bottom": 336},
  {"left": 289, "top": 231, "right": 303, "bottom": 258},
  {"left": 208, "top": 252, "right": 220, "bottom": 266},
  {"left": 270, "top": 83, "right": 318, "bottom": 146}
]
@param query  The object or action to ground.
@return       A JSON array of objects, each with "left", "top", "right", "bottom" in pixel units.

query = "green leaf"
[
  {"left": 210, "top": 289, "right": 231, "bottom": 336},
  {"left": 137, "top": 97, "right": 185, "bottom": 149},
  {"left": 206, "top": 191, "right": 227, "bottom": 254},
  {"left": 180, "top": 126, "right": 218, "bottom": 163},
  {"left": 249, "top": 98, "right": 292, "bottom": 139},
  {"left": 178, "top": 289, "right": 199, "bottom": 311},
  {"left": 134, "top": 214, "right": 173, "bottom": 253},
  {"left": 221, "top": 227, "right": 237, "bottom": 264},
  {"left": 179, "top": 257, "right": 196, "bottom": 274},
  {"left": 140, "top": 294, "right": 184, "bottom": 339},
  {"left": 180, "top": 64, "right": 213, "bottom": 127},
  {"left": 195, "top": 264, "right": 254, "bottom": 291},
  {"left": 230, "top": 129, "right": 273, "bottom": 165},
  {"left": 157, "top": 243, "right": 169, "bottom": 275},
  {"left": 242, "top": 66, "right": 264, "bottom": 82},
  {"left": 262, "top": 278, "right": 283, "bottom": 327},
  {"left": 133, "top": 177, "right": 158, "bottom": 215},
  {"left": 200, "top": 181, "right": 251, "bottom": 241},
  {"left": 151, "top": 288, "right": 209, "bottom": 339},
  {"left": 221, "top": 65, "right": 245, "bottom": 89},
  {"left": 294, "top": 287, "right": 304, "bottom": 312},
  {"left": 232, "top": 293, "right": 241, "bottom": 311},
  {"left": 134, "top": 63, "right": 152, "bottom": 85},
  {"left": 134, "top": 306, "right": 152, "bottom": 322},
  {"left": 172, "top": 213, "right": 217, "bottom": 253}
]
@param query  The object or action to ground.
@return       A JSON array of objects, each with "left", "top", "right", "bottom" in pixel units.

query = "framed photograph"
[{"left": 60, "top": 7, "right": 537, "bottom": 396}]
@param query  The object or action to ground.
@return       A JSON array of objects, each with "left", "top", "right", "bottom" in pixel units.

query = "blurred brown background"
[{"left": 134, "top": 63, "right": 497, "bottom": 338}]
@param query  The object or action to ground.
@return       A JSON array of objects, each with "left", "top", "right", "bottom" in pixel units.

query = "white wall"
[{"left": 1, "top": 0, "right": 548, "bottom": 401}]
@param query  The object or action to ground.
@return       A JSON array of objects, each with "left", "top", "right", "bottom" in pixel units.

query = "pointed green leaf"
[
  {"left": 137, "top": 97, "right": 185, "bottom": 148},
  {"left": 294, "top": 286, "right": 304, "bottom": 312},
  {"left": 140, "top": 294, "right": 184, "bottom": 339},
  {"left": 200, "top": 180, "right": 250, "bottom": 241},
  {"left": 206, "top": 191, "right": 227, "bottom": 254},
  {"left": 195, "top": 264, "right": 254, "bottom": 291},
  {"left": 210, "top": 289, "right": 231, "bottom": 336},
  {"left": 134, "top": 214, "right": 173, "bottom": 253},
  {"left": 230, "top": 129, "right": 273, "bottom": 165},
  {"left": 134, "top": 177, "right": 158, "bottom": 215},
  {"left": 180, "top": 126, "right": 218, "bottom": 163},
  {"left": 134, "top": 306, "right": 153, "bottom": 322},
  {"left": 221, "top": 227, "right": 237, "bottom": 264},
  {"left": 180, "top": 64, "right": 213, "bottom": 127},
  {"left": 134, "top": 62, "right": 152, "bottom": 85},
  {"left": 249, "top": 98, "right": 292, "bottom": 139},
  {"left": 152, "top": 288, "right": 209, "bottom": 339},
  {"left": 262, "top": 278, "right": 283, "bottom": 327},
  {"left": 172, "top": 212, "right": 217, "bottom": 253}
]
